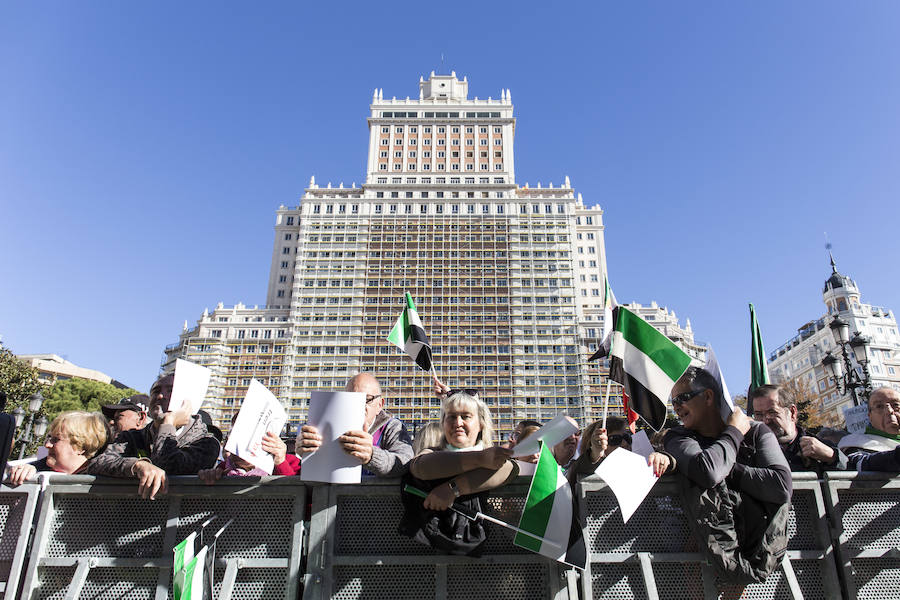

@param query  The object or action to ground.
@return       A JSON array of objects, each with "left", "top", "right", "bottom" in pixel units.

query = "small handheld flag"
[
  {"left": 387, "top": 292, "right": 433, "bottom": 372},
  {"left": 748, "top": 303, "right": 770, "bottom": 414}
]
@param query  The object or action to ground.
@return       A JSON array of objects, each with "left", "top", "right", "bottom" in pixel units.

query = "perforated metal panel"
[
  {"left": 714, "top": 570, "right": 794, "bottom": 600},
  {"left": 78, "top": 567, "right": 158, "bottom": 600},
  {"left": 45, "top": 495, "right": 167, "bottom": 558},
  {"left": 786, "top": 488, "right": 820, "bottom": 550},
  {"left": 583, "top": 487, "right": 694, "bottom": 553},
  {"left": 32, "top": 566, "right": 76, "bottom": 600},
  {"left": 0, "top": 495, "right": 26, "bottom": 561},
  {"left": 332, "top": 565, "right": 435, "bottom": 600},
  {"left": 447, "top": 563, "right": 550, "bottom": 600},
  {"left": 654, "top": 562, "right": 705, "bottom": 600},
  {"left": 589, "top": 562, "right": 646, "bottom": 600},
  {"left": 792, "top": 559, "right": 826, "bottom": 600},
  {"left": 335, "top": 493, "right": 438, "bottom": 556},
  {"left": 178, "top": 496, "right": 295, "bottom": 559},
  {"left": 220, "top": 568, "right": 288, "bottom": 600},
  {"left": 851, "top": 558, "right": 900, "bottom": 600},
  {"left": 837, "top": 490, "right": 900, "bottom": 549}
]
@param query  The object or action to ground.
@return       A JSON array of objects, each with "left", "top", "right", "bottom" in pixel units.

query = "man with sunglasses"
[
  {"left": 298, "top": 373, "right": 413, "bottom": 477},
  {"left": 838, "top": 387, "right": 900, "bottom": 472},
  {"left": 749, "top": 384, "right": 847, "bottom": 473}
]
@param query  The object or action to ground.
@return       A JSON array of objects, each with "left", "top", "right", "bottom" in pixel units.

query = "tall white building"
[
  {"left": 164, "top": 73, "right": 703, "bottom": 435},
  {"left": 767, "top": 257, "right": 900, "bottom": 422}
]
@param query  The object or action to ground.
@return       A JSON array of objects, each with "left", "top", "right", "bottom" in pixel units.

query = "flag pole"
[
  {"left": 403, "top": 485, "right": 561, "bottom": 550},
  {"left": 601, "top": 379, "right": 611, "bottom": 429}
]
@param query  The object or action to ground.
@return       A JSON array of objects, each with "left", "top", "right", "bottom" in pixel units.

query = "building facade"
[
  {"left": 164, "top": 73, "right": 703, "bottom": 436},
  {"left": 18, "top": 354, "right": 128, "bottom": 388},
  {"left": 767, "top": 257, "right": 900, "bottom": 423}
]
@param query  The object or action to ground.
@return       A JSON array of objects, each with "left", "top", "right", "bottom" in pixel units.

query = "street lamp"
[
  {"left": 13, "top": 392, "right": 46, "bottom": 460},
  {"left": 821, "top": 317, "right": 872, "bottom": 406}
]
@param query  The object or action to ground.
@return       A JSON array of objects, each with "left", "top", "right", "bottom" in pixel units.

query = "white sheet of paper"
[
  {"left": 515, "top": 460, "right": 537, "bottom": 476},
  {"left": 300, "top": 391, "right": 366, "bottom": 484},
  {"left": 224, "top": 380, "right": 287, "bottom": 474},
  {"left": 594, "top": 448, "right": 659, "bottom": 523},
  {"left": 168, "top": 359, "right": 211, "bottom": 415},
  {"left": 631, "top": 430, "right": 654, "bottom": 460},
  {"left": 512, "top": 414, "right": 579, "bottom": 457},
  {"left": 842, "top": 404, "right": 869, "bottom": 434}
]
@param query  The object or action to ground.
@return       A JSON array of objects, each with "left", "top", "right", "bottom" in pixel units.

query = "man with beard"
[
  {"left": 551, "top": 417, "right": 580, "bottom": 469},
  {"left": 750, "top": 384, "right": 847, "bottom": 473},
  {"left": 839, "top": 387, "right": 900, "bottom": 472}
]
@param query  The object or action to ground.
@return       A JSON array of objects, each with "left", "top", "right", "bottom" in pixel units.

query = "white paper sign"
[
  {"left": 631, "top": 430, "right": 654, "bottom": 460},
  {"left": 224, "top": 380, "right": 287, "bottom": 474},
  {"left": 168, "top": 359, "right": 211, "bottom": 415},
  {"left": 300, "top": 391, "right": 366, "bottom": 484},
  {"left": 515, "top": 460, "right": 537, "bottom": 476},
  {"left": 512, "top": 414, "right": 580, "bottom": 457},
  {"left": 705, "top": 347, "right": 735, "bottom": 423},
  {"left": 594, "top": 448, "right": 659, "bottom": 523},
  {"left": 842, "top": 404, "right": 869, "bottom": 434}
]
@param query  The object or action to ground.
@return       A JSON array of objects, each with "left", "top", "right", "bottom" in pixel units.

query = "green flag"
[
  {"left": 749, "top": 303, "right": 770, "bottom": 414},
  {"left": 386, "top": 292, "right": 433, "bottom": 372}
]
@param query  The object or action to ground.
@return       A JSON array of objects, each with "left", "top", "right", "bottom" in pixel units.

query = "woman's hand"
[
  {"left": 432, "top": 375, "right": 450, "bottom": 399},
  {"left": 590, "top": 428, "right": 609, "bottom": 462},
  {"left": 479, "top": 446, "right": 513, "bottom": 470},
  {"left": 423, "top": 481, "right": 457, "bottom": 511},
  {"left": 261, "top": 432, "right": 287, "bottom": 465},
  {"left": 647, "top": 452, "right": 670, "bottom": 477},
  {"left": 6, "top": 463, "right": 37, "bottom": 486}
]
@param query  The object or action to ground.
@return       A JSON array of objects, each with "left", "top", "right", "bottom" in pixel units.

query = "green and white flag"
[
  {"left": 748, "top": 303, "right": 770, "bottom": 414},
  {"left": 609, "top": 306, "right": 692, "bottom": 431},
  {"left": 514, "top": 443, "right": 586, "bottom": 569},
  {"left": 387, "top": 292, "right": 433, "bottom": 372},
  {"left": 179, "top": 545, "right": 209, "bottom": 600},
  {"left": 172, "top": 532, "right": 197, "bottom": 600}
]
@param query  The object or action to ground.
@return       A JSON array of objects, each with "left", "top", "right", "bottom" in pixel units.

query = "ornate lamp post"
[
  {"left": 11, "top": 392, "right": 49, "bottom": 460},
  {"left": 821, "top": 316, "right": 872, "bottom": 406}
]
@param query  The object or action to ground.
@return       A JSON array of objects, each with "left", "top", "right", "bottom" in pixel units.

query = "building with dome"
[{"left": 767, "top": 256, "right": 900, "bottom": 423}]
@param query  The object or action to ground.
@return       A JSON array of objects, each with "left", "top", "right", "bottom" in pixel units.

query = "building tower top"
[{"left": 420, "top": 71, "right": 468, "bottom": 101}]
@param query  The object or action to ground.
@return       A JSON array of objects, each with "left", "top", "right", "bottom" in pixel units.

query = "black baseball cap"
[{"left": 101, "top": 394, "right": 150, "bottom": 420}]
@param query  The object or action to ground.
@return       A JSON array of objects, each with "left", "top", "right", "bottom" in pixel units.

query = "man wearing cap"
[
  {"left": 102, "top": 394, "right": 150, "bottom": 436},
  {"left": 86, "top": 373, "right": 220, "bottom": 499},
  {"left": 298, "top": 373, "right": 413, "bottom": 477}
]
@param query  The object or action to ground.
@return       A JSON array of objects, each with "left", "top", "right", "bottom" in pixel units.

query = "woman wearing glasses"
[
  {"left": 663, "top": 365, "right": 791, "bottom": 583},
  {"left": 6, "top": 411, "right": 109, "bottom": 485}
]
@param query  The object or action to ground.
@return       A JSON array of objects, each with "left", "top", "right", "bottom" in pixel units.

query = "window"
[
  {"left": 438, "top": 139, "right": 445, "bottom": 146},
  {"left": 495, "top": 139, "right": 502, "bottom": 145},
  {"left": 452, "top": 126, "right": 459, "bottom": 133},
  {"left": 395, "top": 127, "right": 403, "bottom": 133},
  {"left": 381, "top": 127, "right": 389, "bottom": 133},
  {"left": 280, "top": 261, "right": 289, "bottom": 268},
  {"left": 394, "top": 151, "right": 402, "bottom": 158},
  {"left": 380, "top": 151, "right": 388, "bottom": 158},
  {"left": 494, "top": 127, "right": 501, "bottom": 133},
  {"left": 466, "top": 139, "right": 474, "bottom": 146}
]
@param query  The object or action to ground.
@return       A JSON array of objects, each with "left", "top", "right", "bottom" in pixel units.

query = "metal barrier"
[
  {"left": 823, "top": 472, "right": 900, "bottom": 600},
  {"left": 302, "top": 478, "right": 572, "bottom": 600},
  {"left": 18, "top": 476, "right": 307, "bottom": 600},
  {"left": 577, "top": 472, "right": 842, "bottom": 600},
  {"left": 0, "top": 483, "right": 41, "bottom": 599}
]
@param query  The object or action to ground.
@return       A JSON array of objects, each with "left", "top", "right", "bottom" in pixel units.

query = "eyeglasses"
[
  {"left": 46, "top": 435, "right": 63, "bottom": 445},
  {"left": 609, "top": 433, "right": 632, "bottom": 446},
  {"left": 752, "top": 409, "right": 784, "bottom": 421},
  {"left": 365, "top": 394, "right": 383, "bottom": 404},
  {"left": 870, "top": 402, "right": 900, "bottom": 414},
  {"left": 671, "top": 390, "right": 704, "bottom": 408},
  {"left": 448, "top": 388, "right": 479, "bottom": 397}
]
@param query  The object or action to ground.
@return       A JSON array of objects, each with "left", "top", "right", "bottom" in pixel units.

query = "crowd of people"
[{"left": 3, "top": 365, "right": 900, "bottom": 577}]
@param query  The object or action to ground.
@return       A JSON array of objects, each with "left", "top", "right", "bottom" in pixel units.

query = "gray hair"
[{"left": 442, "top": 391, "right": 495, "bottom": 447}]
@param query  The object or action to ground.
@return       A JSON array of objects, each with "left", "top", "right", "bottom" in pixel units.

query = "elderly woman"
[
  {"left": 664, "top": 365, "right": 791, "bottom": 583},
  {"left": 409, "top": 391, "right": 518, "bottom": 510},
  {"left": 7, "top": 411, "right": 109, "bottom": 485}
]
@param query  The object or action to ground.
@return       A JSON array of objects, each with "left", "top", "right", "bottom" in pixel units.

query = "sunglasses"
[
  {"left": 365, "top": 394, "right": 383, "bottom": 404},
  {"left": 609, "top": 433, "right": 632, "bottom": 446},
  {"left": 448, "top": 388, "right": 479, "bottom": 398},
  {"left": 670, "top": 390, "right": 704, "bottom": 408}
]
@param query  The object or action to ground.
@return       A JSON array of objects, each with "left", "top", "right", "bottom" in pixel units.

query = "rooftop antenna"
[
  {"left": 441, "top": 52, "right": 445, "bottom": 73},
  {"left": 824, "top": 232, "right": 836, "bottom": 271}
]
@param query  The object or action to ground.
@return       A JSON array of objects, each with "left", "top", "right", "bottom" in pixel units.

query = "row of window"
[
  {"left": 380, "top": 151, "right": 502, "bottom": 160},
  {"left": 375, "top": 176, "right": 506, "bottom": 184},
  {"left": 379, "top": 112, "right": 502, "bottom": 120},
  {"left": 379, "top": 162, "right": 503, "bottom": 171}
]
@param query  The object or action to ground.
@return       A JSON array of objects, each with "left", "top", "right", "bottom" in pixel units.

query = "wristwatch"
[{"left": 447, "top": 480, "right": 461, "bottom": 498}]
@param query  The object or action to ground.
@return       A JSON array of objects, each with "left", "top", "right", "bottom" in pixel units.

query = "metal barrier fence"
[
  {"left": 823, "top": 472, "right": 900, "bottom": 600},
  {"left": 578, "top": 472, "right": 841, "bottom": 600},
  {"left": 17, "top": 476, "right": 306, "bottom": 600},
  {"left": 302, "top": 478, "right": 572, "bottom": 600},
  {"left": 0, "top": 483, "right": 41, "bottom": 599},
  {"left": 0, "top": 473, "right": 896, "bottom": 599}
]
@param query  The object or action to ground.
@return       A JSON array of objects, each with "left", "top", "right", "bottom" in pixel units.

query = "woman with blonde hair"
[
  {"left": 7, "top": 411, "right": 109, "bottom": 485},
  {"left": 401, "top": 390, "right": 518, "bottom": 554}
]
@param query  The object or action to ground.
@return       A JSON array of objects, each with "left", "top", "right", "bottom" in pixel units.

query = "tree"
[
  {"left": 0, "top": 344, "right": 46, "bottom": 457},
  {"left": 43, "top": 378, "right": 140, "bottom": 423},
  {"left": 778, "top": 376, "right": 840, "bottom": 430}
]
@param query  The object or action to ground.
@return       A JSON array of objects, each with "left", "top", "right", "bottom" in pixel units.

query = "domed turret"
[{"left": 823, "top": 253, "right": 860, "bottom": 314}]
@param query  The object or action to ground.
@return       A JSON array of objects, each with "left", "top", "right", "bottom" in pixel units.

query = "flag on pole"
[
  {"left": 173, "top": 532, "right": 197, "bottom": 600},
  {"left": 179, "top": 545, "right": 209, "bottom": 600},
  {"left": 514, "top": 442, "right": 587, "bottom": 569},
  {"left": 387, "top": 292, "right": 433, "bottom": 372},
  {"left": 608, "top": 306, "right": 692, "bottom": 431},
  {"left": 748, "top": 303, "right": 770, "bottom": 414},
  {"left": 588, "top": 276, "right": 618, "bottom": 361}
]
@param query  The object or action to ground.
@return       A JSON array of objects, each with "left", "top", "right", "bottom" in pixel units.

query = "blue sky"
[{"left": 2, "top": 3, "right": 899, "bottom": 395}]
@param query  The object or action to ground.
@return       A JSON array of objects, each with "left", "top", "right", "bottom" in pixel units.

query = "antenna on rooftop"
[{"left": 441, "top": 52, "right": 445, "bottom": 73}]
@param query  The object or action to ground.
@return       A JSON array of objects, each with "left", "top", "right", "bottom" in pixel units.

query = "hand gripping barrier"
[
  {"left": 577, "top": 472, "right": 841, "bottom": 600},
  {"left": 823, "top": 471, "right": 900, "bottom": 600},
  {"left": 17, "top": 476, "right": 307, "bottom": 600},
  {"left": 0, "top": 483, "right": 41, "bottom": 599},
  {"left": 302, "top": 477, "right": 573, "bottom": 600}
]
